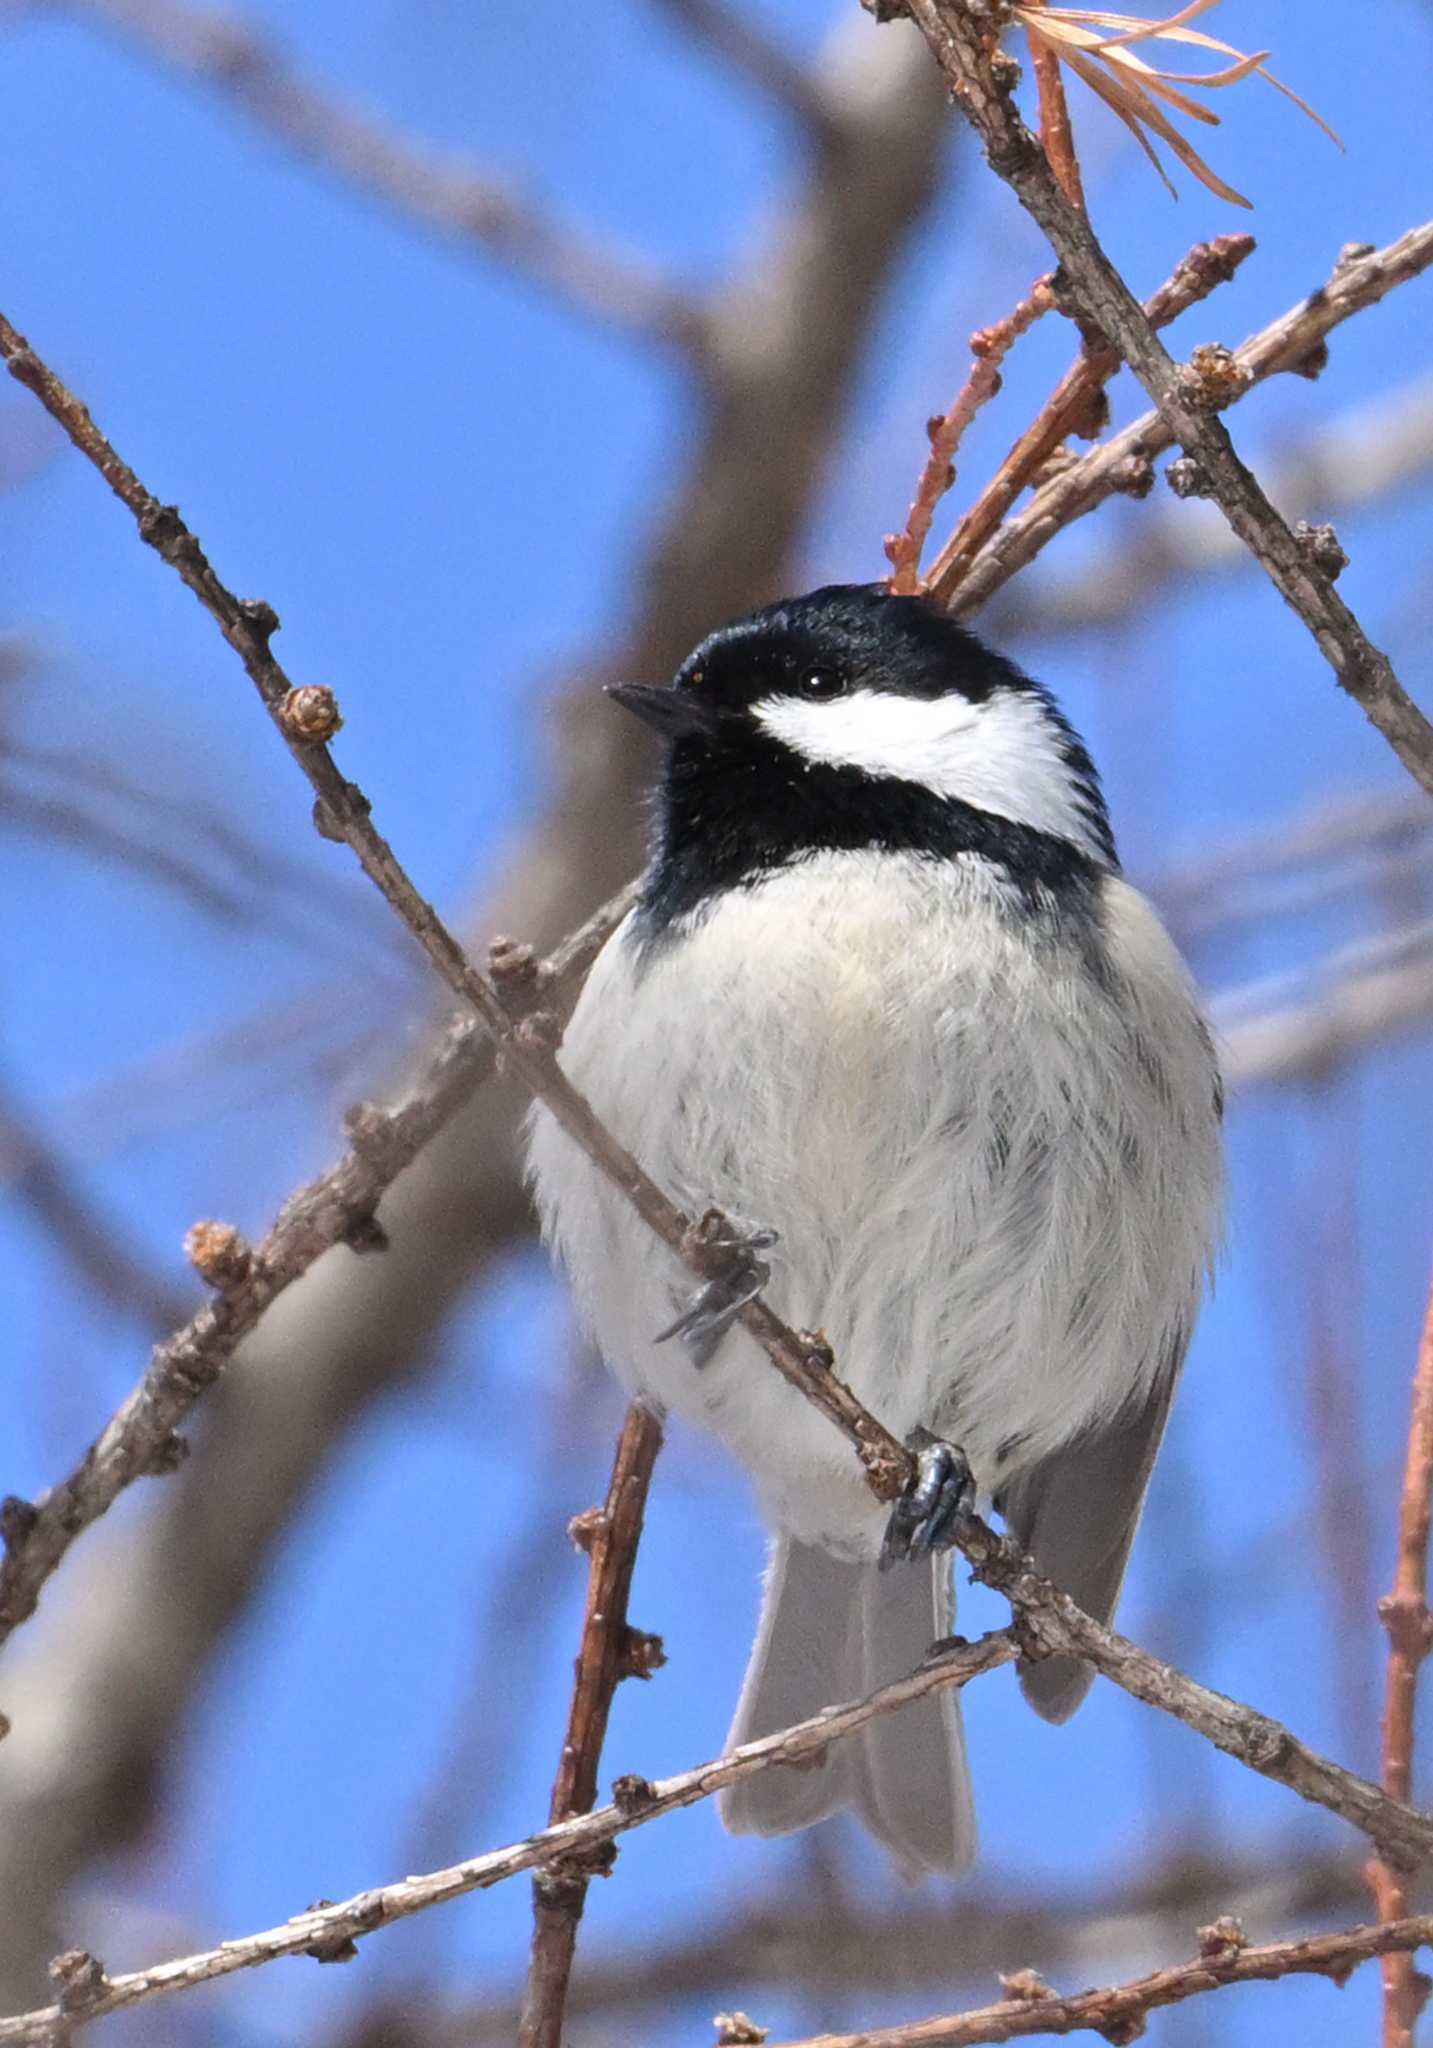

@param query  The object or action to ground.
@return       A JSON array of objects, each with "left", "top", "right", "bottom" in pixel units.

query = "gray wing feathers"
[
  {"left": 998, "top": 1367, "right": 1179, "bottom": 1724},
  {"left": 720, "top": 1538, "right": 975, "bottom": 1874}
]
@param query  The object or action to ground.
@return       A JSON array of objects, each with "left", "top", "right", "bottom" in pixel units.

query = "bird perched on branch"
[{"left": 527, "top": 583, "right": 1222, "bottom": 1875}]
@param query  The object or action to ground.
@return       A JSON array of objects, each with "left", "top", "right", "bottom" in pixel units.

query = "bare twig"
[
  {"left": 927, "top": 230, "right": 1256, "bottom": 603},
  {"left": 61, "top": 0, "right": 707, "bottom": 354},
  {"left": 650, "top": 0, "right": 837, "bottom": 141},
  {"left": 0, "top": 881, "right": 635, "bottom": 1654},
  {"left": 899, "top": 4, "right": 1433, "bottom": 795},
  {"left": 764, "top": 1915, "right": 1433, "bottom": 2048},
  {"left": 1010, "top": 369, "right": 1433, "bottom": 634},
  {"left": 1368, "top": 1269, "right": 1433, "bottom": 2045},
  {"left": 949, "top": 224, "right": 1433, "bottom": 619},
  {"left": 884, "top": 273, "right": 1054, "bottom": 594},
  {"left": 426, "top": 1847, "right": 1380, "bottom": 2040},
  {"left": 517, "top": 1403, "right": 664, "bottom": 2048},
  {"left": 0, "top": 1633, "right": 1020, "bottom": 2041}
]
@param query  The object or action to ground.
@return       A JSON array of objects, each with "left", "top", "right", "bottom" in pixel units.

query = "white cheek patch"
[{"left": 753, "top": 687, "right": 1105, "bottom": 858}]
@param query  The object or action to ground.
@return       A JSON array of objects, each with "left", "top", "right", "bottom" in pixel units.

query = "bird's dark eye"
[{"left": 796, "top": 666, "right": 844, "bottom": 702}]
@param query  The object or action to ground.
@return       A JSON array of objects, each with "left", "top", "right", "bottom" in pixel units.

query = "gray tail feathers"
[{"left": 719, "top": 1538, "right": 976, "bottom": 1875}]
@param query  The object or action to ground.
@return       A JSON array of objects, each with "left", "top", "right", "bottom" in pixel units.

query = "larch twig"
[
  {"left": 898, "top": 4, "right": 1433, "bottom": 799},
  {"left": 926, "top": 230, "right": 1256, "bottom": 604},
  {"left": 517, "top": 1403, "right": 664, "bottom": 2048},
  {"left": 0, "top": 882, "right": 635, "bottom": 1655},
  {"left": 947, "top": 223, "right": 1433, "bottom": 619},
  {"left": 884, "top": 274, "right": 1054, "bottom": 595},
  {"left": 0, "top": 1633, "right": 1020, "bottom": 2041},
  {"left": 1368, "top": 1267, "right": 1433, "bottom": 2046},
  {"left": 763, "top": 1913, "right": 1433, "bottom": 2048}
]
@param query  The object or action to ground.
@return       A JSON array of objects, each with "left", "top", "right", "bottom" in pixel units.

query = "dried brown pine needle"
[{"left": 1012, "top": 1, "right": 1341, "bottom": 208}]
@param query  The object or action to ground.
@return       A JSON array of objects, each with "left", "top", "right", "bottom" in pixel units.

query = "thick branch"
[
  {"left": 517, "top": 1404, "right": 664, "bottom": 2048},
  {"left": 902, "top": 1, "right": 1433, "bottom": 793},
  {"left": 0, "top": 1633, "right": 1019, "bottom": 2041},
  {"left": 765, "top": 1915, "right": 1433, "bottom": 2048},
  {"left": 0, "top": 883, "right": 634, "bottom": 1653}
]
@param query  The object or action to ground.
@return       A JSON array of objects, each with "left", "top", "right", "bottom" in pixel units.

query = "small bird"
[{"left": 527, "top": 584, "right": 1222, "bottom": 1875}]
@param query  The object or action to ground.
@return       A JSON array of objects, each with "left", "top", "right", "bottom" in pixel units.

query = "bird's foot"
[
  {"left": 655, "top": 1214, "right": 778, "bottom": 1369},
  {"left": 879, "top": 1427, "right": 976, "bottom": 1570}
]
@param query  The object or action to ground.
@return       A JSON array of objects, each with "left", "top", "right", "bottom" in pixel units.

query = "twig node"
[
  {"left": 184, "top": 1219, "right": 254, "bottom": 1291},
  {"left": 279, "top": 685, "right": 343, "bottom": 743}
]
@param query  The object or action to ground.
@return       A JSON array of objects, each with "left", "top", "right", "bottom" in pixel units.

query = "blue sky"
[{"left": 3, "top": 3, "right": 1433, "bottom": 2043}]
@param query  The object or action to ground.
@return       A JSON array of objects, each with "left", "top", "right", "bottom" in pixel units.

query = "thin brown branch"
[
  {"left": 0, "top": 881, "right": 635, "bottom": 1655},
  {"left": 517, "top": 1403, "right": 664, "bottom": 2048},
  {"left": 63, "top": 0, "right": 707, "bottom": 354},
  {"left": 764, "top": 1914, "right": 1433, "bottom": 2048},
  {"left": 0, "top": 1633, "right": 1019, "bottom": 2042},
  {"left": 899, "top": 4, "right": 1433, "bottom": 796},
  {"left": 884, "top": 274, "right": 1054, "bottom": 595},
  {"left": 949, "top": 223, "right": 1433, "bottom": 619},
  {"left": 1008, "top": 368, "right": 1433, "bottom": 634},
  {"left": 954, "top": 1512, "right": 1433, "bottom": 1871},
  {"left": 1369, "top": 1268, "right": 1433, "bottom": 2045},
  {"left": 650, "top": 0, "right": 838, "bottom": 141},
  {"left": 1022, "top": 0, "right": 1085, "bottom": 208},
  {"left": 426, "top": 1847, "right": 1380, "bottom": 2040},
  {"left": 927, "top": 229, "right": 1255, "bottom": 603}
]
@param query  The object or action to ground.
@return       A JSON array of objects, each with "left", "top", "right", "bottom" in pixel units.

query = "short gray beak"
[{"left": 606, "top": 681, "right": 716, "bottom": 739}]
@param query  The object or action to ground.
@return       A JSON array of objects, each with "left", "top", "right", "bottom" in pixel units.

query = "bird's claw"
[
  {"left": 880, "top": 1428, "right": 976, "bottom": 1570},
  {"left": 655, "top": 1220, "right": 778, "bottom": 1369}
]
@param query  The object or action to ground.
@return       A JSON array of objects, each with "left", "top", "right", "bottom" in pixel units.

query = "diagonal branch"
[
  {"left": 927, "top": 228, "right": 1255, "bottom": 602},
  {"left": 948, "top": 223, "right": 1433, "bottom": 619},
  {"left": 0, "top": 882, "right": 634, "bottom": 1652},
  {"left": 0, "top": 1632, "right": 1020, "bottom": 2042},
  {"left": 60, "top": 0, "right": 707, "bottom": 354},
  {"left": 517, "top": 1403, "right": 664, "bottom": 2048},
  {"left": 764, "top": 1914, "right": 1433, "bottom": 2048},
  {"left": 900, "top": 2, "right": 1433, "bottom": 798}
]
